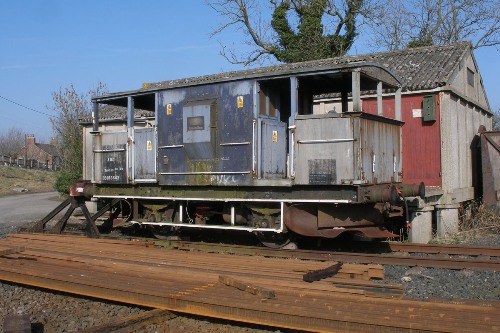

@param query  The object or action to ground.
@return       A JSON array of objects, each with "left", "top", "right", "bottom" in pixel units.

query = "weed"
[{"left": 460, "top": 200, "right": 500, "bottom": 235}]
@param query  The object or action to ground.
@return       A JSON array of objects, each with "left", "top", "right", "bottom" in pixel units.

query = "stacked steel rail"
[{"left": 0, "top": 234, "right": 498, "bottom": 332}]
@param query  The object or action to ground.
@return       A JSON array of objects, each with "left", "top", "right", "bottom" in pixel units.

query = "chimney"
[
  {"left": 26, "top": 134, "right": 35, "bottom": 146},
  {"left": 50, "top": 137, "right": 58, "bottom": 146}
]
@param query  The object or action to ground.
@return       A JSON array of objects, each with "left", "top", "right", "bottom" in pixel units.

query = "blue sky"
[{"left": 0, "top": 0, "right": 498, "bottom": 141}]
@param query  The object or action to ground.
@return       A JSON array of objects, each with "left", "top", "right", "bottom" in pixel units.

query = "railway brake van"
[{"left": 85, "top": 60, "right": 424, "bottom": 247}]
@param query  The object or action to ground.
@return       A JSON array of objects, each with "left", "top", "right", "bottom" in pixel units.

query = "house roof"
[
  {"left": 80, "top": 104, "right": 155, "bottom": 123},
  {"left": 35, "top": 143, "right": 59, "bottom": 157}
]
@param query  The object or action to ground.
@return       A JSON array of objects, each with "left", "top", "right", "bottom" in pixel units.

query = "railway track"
[
  {"left": 0, "top": 233, "right": 498, "bottom": 332},
  {"left": 146, "top": 238, "right": 500, "bottom": 271},
  {"left": 330, "top": 240, "right": 500, "bottom": 257}
]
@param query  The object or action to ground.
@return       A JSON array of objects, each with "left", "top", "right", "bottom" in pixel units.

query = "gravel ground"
[
  {"left": 0, "top": 224, "right": 498, "bottom": 332},
  {"left": 0, "top": 282, "right": 283, "bottom": 333}
]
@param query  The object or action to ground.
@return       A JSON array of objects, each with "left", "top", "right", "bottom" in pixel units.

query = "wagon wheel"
[
  {"left": 150, "top": 226, "right": 180, "bottom": 240},
  {"left": 255, "top": 232, "right": 297, "bottom": 249}
]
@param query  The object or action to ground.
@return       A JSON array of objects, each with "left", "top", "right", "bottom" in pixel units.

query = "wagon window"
[{"left": 187, "top": 116, "right": 205, "bottom": 131}]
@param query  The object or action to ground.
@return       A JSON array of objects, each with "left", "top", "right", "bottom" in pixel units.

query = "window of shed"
[{"left": 467, "top": 68, "right": 475, "bottom": 87}]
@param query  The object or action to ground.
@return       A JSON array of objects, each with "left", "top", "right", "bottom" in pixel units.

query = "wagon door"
[
  {"left": 260, "top": 118, "right": 287, "bottom": 178},
  {"left": 134, "top": 127, "right": 156, "bottom": 181},
  {"left": 257, "top": 80, "right": 289, "bottom": 179},
  {"left": 93, "top": 131, "right": 128, "bottom": 184}
]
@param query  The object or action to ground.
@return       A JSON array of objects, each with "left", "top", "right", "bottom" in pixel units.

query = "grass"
[{"left": 0, "top": 165, "right": 58, "bottom": 197}]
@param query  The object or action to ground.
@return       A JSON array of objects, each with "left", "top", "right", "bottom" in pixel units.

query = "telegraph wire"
[
  {"left": 0, "top": 111, "right": 50, "bottom": 132},
  {"left": 0, "top": 94, "right": 52, "bottom": 117}
]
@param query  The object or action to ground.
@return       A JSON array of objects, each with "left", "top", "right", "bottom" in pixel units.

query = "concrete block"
[
  {"left": 436, "top": 205, "right": 460, "bottom": 238},
  {"left": 408, "top": 206, "right": 434, "bottom": 244},
  {"left": 86, "top": 199, "right": 98, "bottom": 214}
]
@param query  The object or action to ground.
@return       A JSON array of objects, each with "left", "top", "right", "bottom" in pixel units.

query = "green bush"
[{"left": 54, "top": 171, "right": 81, "bottom": 194}]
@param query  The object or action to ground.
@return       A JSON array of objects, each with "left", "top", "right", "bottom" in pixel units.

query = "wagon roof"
[{"left": 79, "top": 104, "right": 154, "bottom": 124}]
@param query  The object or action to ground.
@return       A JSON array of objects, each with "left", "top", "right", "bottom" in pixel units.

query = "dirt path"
[{"left": 0, "top": 192, "right": 61, "bottom": 227}]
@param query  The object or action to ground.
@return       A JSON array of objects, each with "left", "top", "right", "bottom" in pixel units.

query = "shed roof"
[
  {"left": 93, "top": 42, "right": 472, "bottom": 103},
  {"left": 144, "top": 42, "right": 470, "bottom": 92},
  {"left": 360, "top": 42, "right": 470, "bottom": 91}
]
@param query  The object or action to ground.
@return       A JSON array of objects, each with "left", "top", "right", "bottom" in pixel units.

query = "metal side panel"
[
  {"left": 158, "top": 81, "right": 255, "bottom": 186},
  {"left": 294, "top": 115, "right": 354, "bottom": 185},
  {"left": 359, "top": 118, "right": 401, "bottom": 184},
  {"left": 134, "top": 128, "right": 157, "bottom": 181},
  {"left": 157, "top": 89, "right": 188, "bottom": 185}
]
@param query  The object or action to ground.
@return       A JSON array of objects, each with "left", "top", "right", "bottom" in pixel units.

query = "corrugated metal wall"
[
  {"left": 359, "top": 117, "right": 401, "bottom": 184},
  {"left": 440, "top": 93, "right": 491, "bottom": 198},
  {"left": 363, "top": 95, "right": 442, "bottom": 187},
  {"left": 481, "top": 131, "right": 500, "bottom": 211},
  {"left": 294, "top": 114, "right": 401, "bottom": 185}
]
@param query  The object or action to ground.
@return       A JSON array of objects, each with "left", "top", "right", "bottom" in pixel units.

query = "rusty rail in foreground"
[{"left": 0, "top": 234, "right": 498, "bottom": 333}]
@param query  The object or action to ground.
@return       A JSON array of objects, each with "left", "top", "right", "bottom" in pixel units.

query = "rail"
[
  {"left": 0, "top": 234, "right": 498, "bottom": 333},
  {"left": 157, "top": 240, "right": 500, "bottom": 271}
]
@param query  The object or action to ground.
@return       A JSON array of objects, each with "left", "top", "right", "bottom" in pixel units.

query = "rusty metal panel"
[
  {"left": 134, "top": 128, "right": 156, "bottom": 180},
  {"left": 93, "top": 131, "right": 128, "bottom": 184},
  {"left": 481, "top": 131, "right": 500, "bottom": 211}
]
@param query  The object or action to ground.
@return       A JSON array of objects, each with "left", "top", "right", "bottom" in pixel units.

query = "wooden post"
[
  {"left": 395, "top": 87, "right": 402, "bottom": 121},
  {"left": 92, "top": 102, "right": 99, "bottom": 132},
  {"left": 352, "top": 70, "right": 361, "bottom": 112},
  {"left": 377, "top": 81, "right": 383, "bottom": 116}
]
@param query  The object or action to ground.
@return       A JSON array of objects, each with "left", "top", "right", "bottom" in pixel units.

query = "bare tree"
[
  {"left": 0, "top": 127, "right": 24, "bottom": 164},
  {"left": 48, "top": 83, "right": 107, "bottom": 191},
  {"left": 367, "top": 0, "right": 499, "bottom": 50},
  {"left": 493, "top": 108, "right": 500, "bottom": 131},
  {"left": 208, "top": 0, "right": 377, "bottom": 65}
]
